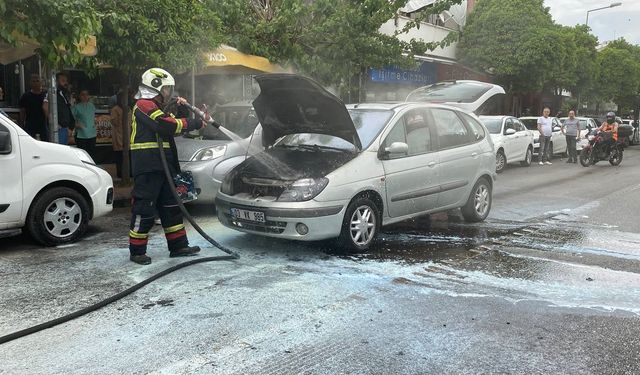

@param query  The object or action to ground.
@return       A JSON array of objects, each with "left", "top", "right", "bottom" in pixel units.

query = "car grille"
[{"left": 223, "top": 213, "right": 287, "bottom": 234}]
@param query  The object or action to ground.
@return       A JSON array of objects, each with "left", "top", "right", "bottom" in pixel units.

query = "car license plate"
[{"left": 230, "top": 208, "right": 266, "bottom": 223}]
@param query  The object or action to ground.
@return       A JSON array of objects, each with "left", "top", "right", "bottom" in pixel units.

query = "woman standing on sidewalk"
[{"left": 72, "top": 89, "right": 97, "bottom": 159}]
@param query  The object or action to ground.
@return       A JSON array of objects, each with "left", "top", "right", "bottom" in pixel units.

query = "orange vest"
[{"left": 601, "top": 123, "right": 618, "bottom": 141}]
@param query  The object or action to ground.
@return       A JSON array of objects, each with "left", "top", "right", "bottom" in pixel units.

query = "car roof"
[
  {"left": 479, "top": 115, "right": 511, "bottom": 119},
  {"left": 347, "top": 102, "right": 474, "bottom": 113}
]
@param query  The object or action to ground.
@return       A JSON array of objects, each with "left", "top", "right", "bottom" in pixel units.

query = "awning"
[
  {"left": 0, "top": 33, "right": 97, "bottom": 65},
  {"left": 197, "top": 45, "right": 285, "bottom": 75}
]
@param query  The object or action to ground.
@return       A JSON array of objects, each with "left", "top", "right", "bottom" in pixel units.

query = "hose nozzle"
[{"left": 184, "top": 102, "right": 221, "bottom": 128}]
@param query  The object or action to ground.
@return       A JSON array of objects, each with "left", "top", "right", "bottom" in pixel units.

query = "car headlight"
[
  {"left": 73, "top": 148, "right": 96, "bottom": 166},
  {"left": 192, "top": 145, "right": 226, "bottom": 161},
  {"left": 278, "top": 178, "right": 329, "bottom": 202}
]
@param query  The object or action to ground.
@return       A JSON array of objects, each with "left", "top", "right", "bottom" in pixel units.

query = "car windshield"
[
  {"left": 481, "top": 118, "right": 503, "bottom": 134},
  {"left": 187, "top": 106, "right": 259, "bottom": 140},
  {"left": 406, "top": 82, "right": 492, "bottom": 103},
  {"left": 275, "top": 109, "right": 393, "bottom": 151},
  {"left": 520, "top": 118, "right": 539, "bottom": 131}
]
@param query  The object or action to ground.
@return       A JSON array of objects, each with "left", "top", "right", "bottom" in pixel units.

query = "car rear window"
[{"left": 406, "top": 82, "right": 492, "bottom": 103}]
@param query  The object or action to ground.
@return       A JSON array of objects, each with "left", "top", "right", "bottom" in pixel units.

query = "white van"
[{"left": 0, "top": 114, "right": 113, "bottom": 245}]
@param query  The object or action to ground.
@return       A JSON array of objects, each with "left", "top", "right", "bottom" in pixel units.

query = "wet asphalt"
[{"left": 1, "top": 149, "right": 640, "bottom": 374}]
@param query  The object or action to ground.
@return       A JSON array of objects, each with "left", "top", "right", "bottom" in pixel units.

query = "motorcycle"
[{"left": 579, "top": 129, "right": 623, "bottom": 167}]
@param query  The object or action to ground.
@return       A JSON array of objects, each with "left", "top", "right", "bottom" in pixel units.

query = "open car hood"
[{"left": 252, "top": 74, "right": 362, "bottom": 150}]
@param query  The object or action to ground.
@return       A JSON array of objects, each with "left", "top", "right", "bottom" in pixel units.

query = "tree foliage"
[
  {"left": 596, "top": 39, "right": 640, "bottom": 113},
  {"left": 218, "top": 0, "right": 463, "bottom": 95},
  {"left": 0, "top": 0, "right": 101, "bottom": 68},
  {"left": 457, "top": 0, "right": 560, "bottom": 93}
]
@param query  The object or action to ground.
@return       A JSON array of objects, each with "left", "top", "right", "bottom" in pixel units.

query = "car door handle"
[
  {"left": 427, "top": 161, "right": 437, "bottom": 168},
  {"left": 471, "top": 152, "right": 478, "bottom": 158}
]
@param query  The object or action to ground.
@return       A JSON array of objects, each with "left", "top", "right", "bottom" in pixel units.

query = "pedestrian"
[
  {"left": 128, "top": 68, "right": 206, "bottom": 265},
  {"left": 19, "top": 74, "right": 48, "bottom": 141},
  {"left": 537, "top": 107, "right": 553, "bottom": 165},
  {"left": 110, "top": 90, "right": 125, "bottom": 179},
  {"left": 72, "top": 89, "right": 97, "bottom": 159},
  {"left": 43, "top": 72, "right": 75, "bottom": 145},
  {"left": 562, "top": 110, "right": 580, "bottom": 163}
]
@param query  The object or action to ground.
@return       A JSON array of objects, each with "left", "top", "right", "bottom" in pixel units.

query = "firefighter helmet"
[{"left": 138, "top": 68, "right": 175, "bottom": 102}]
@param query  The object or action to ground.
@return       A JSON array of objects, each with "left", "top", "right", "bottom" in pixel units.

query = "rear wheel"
[
  {"left": 520, "top": 147, "right": 533, "bottom": 167},
  {"left": 495, "top": 150, "right": 506, "bottom": 173},
  {"left": 338, "top": 196, "right": 380, "bottom": 252},
  {"left": 609, "top": 145, "right": 623, "bottom": 166},
  {"left": 26, "top": 187, "right": 90, "bottom": 246},
  {"left": 461, "top": 178, "right": 492, "bottom": 223}
]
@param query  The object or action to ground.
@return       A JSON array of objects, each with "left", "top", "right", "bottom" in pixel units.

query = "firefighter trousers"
[{"left": 129, "top": 172, "right": 189, "bottom": 255}]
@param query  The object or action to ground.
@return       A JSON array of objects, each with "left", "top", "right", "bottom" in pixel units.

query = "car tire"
[
  {"left": 495, "top": 150, "right": 506, "bottom": 174},
  {"left": 520, "top": 147, "right": 533, "bottom": 167},
  {"left": 26, "top": 187, "right": 90, "bottom": 246},
  {"left": 461, "top": 178, "right": 492, "bottom": 223},
  {"left": 337, "top": 196, "right": 381, "bottom": 252}
]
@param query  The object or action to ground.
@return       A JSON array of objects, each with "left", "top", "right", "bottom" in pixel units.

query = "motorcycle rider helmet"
[
  {"left": 135, "top": 68, "right": 175, "bottom": 102},
  {"left": 606, "top": 112, "right": 616, "bottom": 124}
]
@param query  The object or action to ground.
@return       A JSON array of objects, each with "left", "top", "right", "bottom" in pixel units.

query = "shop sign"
[
  {"left": 369, "top": 62, "right": 437, "bottom": 85},
  {"left": 95, "top": 114, "right": 113, "bottom": 144}
]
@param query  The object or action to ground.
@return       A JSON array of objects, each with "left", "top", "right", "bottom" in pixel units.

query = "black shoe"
[
  {"left": 170, "top": 246, "right": 201, "bottom": 257},
  {"left": 130, "top": 254, "right": 152, "bottom": 265}
]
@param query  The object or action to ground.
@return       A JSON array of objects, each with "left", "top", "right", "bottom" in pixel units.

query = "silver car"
[
  {"left": 216, "top": 74, "right": 497, "bottom": 250},
  {"left": 176, "top": 102, "right": 262, "bottom": 204}
]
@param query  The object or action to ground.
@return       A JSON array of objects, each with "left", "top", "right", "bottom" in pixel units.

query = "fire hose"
[{"left": 0, "top": 101, "right": 239, "bottom": 345}]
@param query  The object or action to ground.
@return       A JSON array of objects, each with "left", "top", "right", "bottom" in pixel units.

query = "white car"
[
  {"left": 519, "top": 117, "right": 567, "bottom": 158},
  {"left": 0, "top": 114, "right": 113, "bottom": 245},
  {"left": 216, "top": 74, "right": 497, "bottom": 251},
  {"left": 406, "top": 80, "right": 506, "bottom": 115},
  {"left": 480, "top": 116, "right": 534, "bottom": 173}
]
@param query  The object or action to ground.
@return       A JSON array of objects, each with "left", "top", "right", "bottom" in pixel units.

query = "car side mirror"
[
  {"left": 504, "top": 128, "right": 516, "bottom": 135},
  {"left": 384, "top": 142, "right": 409, "bottom": 157},
  {"left": 0, "top": 130, "right": 11, "bottom": 154}
]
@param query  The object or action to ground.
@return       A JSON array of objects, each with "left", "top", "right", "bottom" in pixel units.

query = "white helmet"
[{"left": 135, "top": 68, "right": 175, "bottom": 101}]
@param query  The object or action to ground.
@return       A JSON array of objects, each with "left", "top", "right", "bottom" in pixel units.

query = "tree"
[
  {"left": 0, "top": 0, "right": 101, "bottom": 68},
  {"left": 217, "top": 0, "right": 462, "bottom": 100},
  {"left": 458, "top": 0, "right": 559, "bottom": 94},
  {"left": 596, "top": 40, "right": 640, "bottom": 114},
  {"left": 564, "top": 25, "right": 599, "bottom": 112}
]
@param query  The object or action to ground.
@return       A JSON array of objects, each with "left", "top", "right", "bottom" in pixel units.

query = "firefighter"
[{"left": 128, "top": 68, "right": 205, "bottom": 265}]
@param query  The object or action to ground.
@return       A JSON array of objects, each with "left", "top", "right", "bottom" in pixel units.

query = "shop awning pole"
[
  {"left": 191, "top": 66, "right": 196, "bottom": 109},
  {"left": 19, "top": 61, "right": 25, "bottom": 96}
]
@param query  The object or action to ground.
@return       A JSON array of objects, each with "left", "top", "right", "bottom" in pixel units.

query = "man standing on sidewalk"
[
  {"left": 562, "top": 110, "right": 580, "bottom": 163},
  {"left": 537, "top": 107, "right": 553, "bottom": 165}
]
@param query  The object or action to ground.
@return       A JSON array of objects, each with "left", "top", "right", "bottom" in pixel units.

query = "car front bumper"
[
  {"left": 89, "top": 166, "right": 114, "bottom": 219},
  {"left": 215, "top": 195, "right": 346, "bottom": 241},
  {"left": 180, "top": 161, "right": 220, "bottom": 204}
]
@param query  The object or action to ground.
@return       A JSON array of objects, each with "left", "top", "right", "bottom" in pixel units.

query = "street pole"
[{"left": 585, "top": 2, "right": 622, "bottom": 26}]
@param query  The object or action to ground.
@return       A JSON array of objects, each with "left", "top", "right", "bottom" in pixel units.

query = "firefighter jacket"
[{"left": 130, "top": 99, "right": 202, "bottom": 176}]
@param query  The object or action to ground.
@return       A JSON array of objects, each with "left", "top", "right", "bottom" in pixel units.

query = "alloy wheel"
[
  {"left": 43, "top": 197, "right": 83, "bottom": 238},
  {"left": 350, "top": 205, "right": 376, "bottom": 246},
  {"left": 474, "top": 185, "right": 490, "bottom": 217}
]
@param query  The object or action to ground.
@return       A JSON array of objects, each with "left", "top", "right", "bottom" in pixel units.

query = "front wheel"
[
  {"left": 520, "top": 147, "right": 533, "bottom": 167},
  {"left": 26, "top": 187, "right": 90, "bottom": 246},
  {"left": 338, "top": 196, "right": 381, "bottom": 252},
  {"left": 495, "top": 150, "right": 506, "bottom": 174},
  {"left": 579, "top": 148, "right": 592, "bottom": 167},
  {"left": 461, "top": 178, "right": 492, "bottom": 223},
  {"left": 610, "top": 146, "right": 623, "bottom": 166}
]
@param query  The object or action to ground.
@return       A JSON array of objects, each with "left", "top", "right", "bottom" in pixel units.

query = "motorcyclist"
[
  {"left": 598, "top": 112, "right": 618, "bottom": 153},
  {"left": 128, "top": 68, "right": 206, "bottom": 265}
]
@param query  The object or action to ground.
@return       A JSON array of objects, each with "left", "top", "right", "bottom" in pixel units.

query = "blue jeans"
[{"left": 58, "top": 128, "right": 68, "bottom": 145}]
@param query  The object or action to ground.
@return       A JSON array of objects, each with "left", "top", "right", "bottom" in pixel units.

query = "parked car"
[
  {"left": 176, "top": 102, "right": 263, "bottom": 204},
  {"left": 216, "top": 74, "right": 496, "bottom": 251},
  {"left": 559, "top": 116, "right": 599, "bottom": 151},
  {"left": 406, "top": 80, "right": 506, "bottom": 115},
  {"left": 0, "top": 113, "right": 113, "bottom": 245},
  {"left": 622, "top": 119, "right": 640, "bottom": 145},
  {"left": 519, "top": 116, "right": 567, "bottom": 158},
  {"left": 479, "top": 116, "right": 534, "bottom": 173}
]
